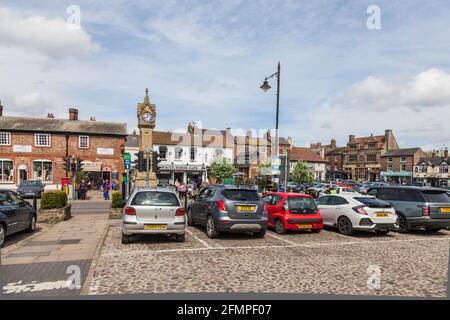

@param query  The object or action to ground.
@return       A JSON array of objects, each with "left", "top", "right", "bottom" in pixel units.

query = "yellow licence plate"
[
  {"left": 144, "top": 224, "right": 167, "bottom": 230},
  {"left": 236, "top": 206, "right": 256, "bottom": 212},
  {"left": 376, "top": 213, "right": 389, "bottom": 218},
  {"left": 297, "top": 224, "right": 313, "bottom": 229},
  {"left": 440, "top": 208, "right": 450, "bottom": 213}
]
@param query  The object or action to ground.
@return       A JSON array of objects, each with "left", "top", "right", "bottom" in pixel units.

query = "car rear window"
[
  {"left": 288, "top": 197, "right": 317, "bottom": 214},
  {"left": 421, "top": 191, "right": 450, "bottom": 203},
  {"left": 354, "top": 197, "right": 391, "bottom": 208},
  {"left": 131, "top": 192, "right": 180, "bottom": 207},
  {"left": 221, "top": 189, "right": 260, "bottom": 201}
]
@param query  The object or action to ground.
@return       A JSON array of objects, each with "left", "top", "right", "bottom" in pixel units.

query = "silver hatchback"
[{"left": 122, "top": 188, "right": 186, "bottom": 244}]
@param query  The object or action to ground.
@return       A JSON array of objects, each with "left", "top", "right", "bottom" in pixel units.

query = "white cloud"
[
  {"left": 1, "top": 91, "right": 52, "bottom": 116},
  {"left": 332, "top": 68, "right": 450, "bottom": 111},
  {"left": 0, "top": 7, "right": 100, "bottom": 58}
]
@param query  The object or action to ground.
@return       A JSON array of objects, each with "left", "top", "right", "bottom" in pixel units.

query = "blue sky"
[{"left": 1, "top": 0, "right": 450, "bottom": 151}]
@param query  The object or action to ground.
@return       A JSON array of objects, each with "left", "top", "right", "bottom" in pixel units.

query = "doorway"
[{"left": 18, "top": 165, "right": 28, "bottom": 185}]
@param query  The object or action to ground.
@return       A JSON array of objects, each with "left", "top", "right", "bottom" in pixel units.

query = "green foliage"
[
  {"left": 210, "top": 158, "right": 237, "bottom": 183},
  {"left": 74, "top": 171, "right": 88, "bottom": 183},
  {"left": 111, "top": 191, "right": 124, "bottom": 209},
  {"left": 291, "top": 161, "right": 314, "bottom": 184},
  {"left": 41, "top": 191, "right": 68, "bottom": 209},
  {"left": 258, "top": 161, "right": 272, "bottom": 176}
]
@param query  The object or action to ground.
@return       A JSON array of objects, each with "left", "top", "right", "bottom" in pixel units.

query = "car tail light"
[
  {"left": 217, "top": 200, "right": 227, "bottom": 212},
  {"left": 352, "top": 205, "right": 368, "bottom": 215},
  {"left": 124, "top": 207, "right": 136, "bottom": 216},
  {"left": 422, "top": 206, "right": 430, "bottom": 216},
  {"left": 176, "top": 208, "right": 185, "bottom": 216}
]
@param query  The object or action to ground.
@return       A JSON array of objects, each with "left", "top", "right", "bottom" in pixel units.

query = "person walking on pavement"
[
  {"left": 177, "top": 182, "right": 186, "bottom": 200},
  {"left": 79, "top": 179, "right": 87, "bottom": 200},
  {"left": 103, "top": 179, "right": 111, "bottom": 200}
]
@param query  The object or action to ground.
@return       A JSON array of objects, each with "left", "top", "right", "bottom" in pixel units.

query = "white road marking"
[
  {"left": 102, "top": 236, "right": 449, "bottom": 258},
  {"left": 265, "top": 232, "right": 299, "bottom": 246},
  {"left": 3, "top": 280, "right": 80, "bottom": 294},
  {"left": 186, "top": 228, "right": 212, "bottom": 248}
]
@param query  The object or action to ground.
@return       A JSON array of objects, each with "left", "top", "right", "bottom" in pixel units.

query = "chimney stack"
[
  {"left": 349, "top": 135, "right": 355, "bottom": 142},
  {"left": 331, "top": 139, "right": 337, "bottom": 149},
  {"left": 47, "top": 113, "right": 54, "bottom": 118},
  {"left": 89, "top": 116, "right": 96, "bottom": 121},
  {"left": 0, "top": 100, "right": 3, "bottom": 117},
  {"left": 69, "top": 108, "right": 78, "bottom": 121},
  {"left": 432, "top": 150, "right": 437, "bottom": 158},
  {"left": 287, "top": 137, "right": 293, "bottom": 147},
  {"left": 444, "top": 147, "right": 449, "bottom": 158},
  {"left": 133, "top": 129, "right": 137, "bottom": 136}
]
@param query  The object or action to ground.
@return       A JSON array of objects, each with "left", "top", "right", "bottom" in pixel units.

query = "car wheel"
[
  {"left": 121, "top": 233, "right": 132, "bottom": 244},
  {"left": 275, "top": 219, "right": 286, "bottom": 235},
  {"left": 396, "top": 213, "right": 410, "bottom": 233},
  {"left": 187, "top": 209, "right": 193, "bottom": 226},
  {"left": 0, "top": 224, "right": 6, "bottom": 247},
  {"left": 176, "top": 234, "right": 186, "bottom": 242},
  {"left": 26, "top": 214, "right": 37, "bottom": 233},
  {"left": 254, "top": 229, "right": 266, "bottom": 238},
  {"left": 206, "top": 216, "right": 219, "bottom": 239},
  {"left": 338, "top": 217, "right": 354, "bottom": 236},
  {"left": 375, "top": 230, "right": 389, "bottom": 235}
]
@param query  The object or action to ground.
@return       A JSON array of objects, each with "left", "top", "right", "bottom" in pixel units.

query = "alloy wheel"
[
  {"left": 206, "top": 217, "right": 213, "bottom": 237},
  {"left": 0, "top": 225, "right": 5, "bottom": 247},
  {"left": 338, "top": 217, "right": 352, "bottom": 235}
]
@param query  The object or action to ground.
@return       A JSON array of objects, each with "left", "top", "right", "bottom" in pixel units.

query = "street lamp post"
[{"left": 261, "top": 62, "right": 281, "bottom": 190}]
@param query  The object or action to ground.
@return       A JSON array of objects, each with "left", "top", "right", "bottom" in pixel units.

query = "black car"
[
  {"left": 17, "top": 180, "right": 45, "bottom": 199},
  {"left": 0, "top": 190, "right": 37, "bottom": 247},
  {"left": 187, "top": 185, "right": 267, "bottom": 238}
]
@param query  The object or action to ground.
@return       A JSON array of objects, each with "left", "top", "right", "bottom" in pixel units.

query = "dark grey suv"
[
  {"left": 367, "top": 186, "right": 450, "bottom": 233},
  {"left": 187, "top": 185, "right": 268, "bottom": 238}
]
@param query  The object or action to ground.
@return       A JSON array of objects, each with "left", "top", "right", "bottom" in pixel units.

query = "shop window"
[
  {"left": 0, "top": 132, "right": 11, "bottom": 146},
  {"left": 0, "top": 160, "right": 14, "bottom": 183},
  {"left": 35, "top": 134, "right": 51, "bottom": 147},
  {"left": 33, "top": 160, "right": 53, "bottom": 182}
]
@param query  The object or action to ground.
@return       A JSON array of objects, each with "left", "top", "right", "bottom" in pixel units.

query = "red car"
[{"left": 261, "top": 192, "right": 323, "bottom": 234}]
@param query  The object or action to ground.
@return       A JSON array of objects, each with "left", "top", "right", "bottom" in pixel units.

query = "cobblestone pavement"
[{"left": 88, "top": 223, "right": 450, "bottom": 297}]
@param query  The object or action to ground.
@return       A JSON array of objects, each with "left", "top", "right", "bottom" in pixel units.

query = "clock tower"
[{"left": 134, "top": 88, "right": 158, "bottom": 188}]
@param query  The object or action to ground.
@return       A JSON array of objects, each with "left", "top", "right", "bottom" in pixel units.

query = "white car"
[
  {"left": 316, "top": 194, "right": 398, "bottom": 235},
  {"left": 319, "top": 186, "right": 357, "bottom": 197}
]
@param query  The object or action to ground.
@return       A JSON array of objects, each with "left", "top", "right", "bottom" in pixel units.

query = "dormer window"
[{"left": 368, "top": 142, "right": 376, "bottom": 148}]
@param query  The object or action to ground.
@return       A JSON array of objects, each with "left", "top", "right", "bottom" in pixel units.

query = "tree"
[
  {"left": 210, "top": 158, "right": 237, "bottom": 183},
  {"left": 291, "top": 161, "right": 314, "bottom": 184}
]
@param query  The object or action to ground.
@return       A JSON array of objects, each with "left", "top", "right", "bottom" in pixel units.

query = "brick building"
[
  {"left": 289, "top": 147, "right": 327, "bottom": 181},
  {"left": 0, "top": 106, "right": 127, "bottom": 188},
  {"left": 413, "top": 148, "right": 450, "bottom": 188},
  {"left": 380, "top": 148, "right": 426, "bottom": 184}
]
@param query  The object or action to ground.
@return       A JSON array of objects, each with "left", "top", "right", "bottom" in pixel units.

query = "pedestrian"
[
  {"left": 178, "top": 182, "right": 186, "bottom": 200},
  {"left": 103, "top": 179, "right": 110, "bottom": 200},
  {"left": 79, "top": 179, "right": 87, "bottom": 200}
]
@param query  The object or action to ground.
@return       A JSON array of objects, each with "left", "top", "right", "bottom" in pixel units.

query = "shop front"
[
  {"left": 381, "top": 171, "right": 413, "bottom": 184},
  {"left": 158, "top": 164, "right": 207, "bottom": 186}
]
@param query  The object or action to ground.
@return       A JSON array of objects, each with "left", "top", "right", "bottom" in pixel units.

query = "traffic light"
[
  {"left": 76, "top": 158, "right": 84, "bottom": 172},
  {"left": 63, "top": 157, "right": 71, "bottom": 172},
  {"left": 152, "top": 151, "right": 161, "bottom": 173},
  {"left": 135, "top": 151, "right": 144, "bottom": 172}
]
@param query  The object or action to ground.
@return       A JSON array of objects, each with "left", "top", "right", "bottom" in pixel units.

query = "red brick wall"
[{"left": 0, "top": 132, "right": 125, "bottom": 186}]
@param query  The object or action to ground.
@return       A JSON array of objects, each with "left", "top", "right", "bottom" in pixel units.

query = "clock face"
[{"left": 142, "top": 112, "right": 152, "bottom": 122}]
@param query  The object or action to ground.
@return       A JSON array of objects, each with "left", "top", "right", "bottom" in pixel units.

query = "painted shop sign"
[{"left": 13, "top": 145, "right": 32, "bottom": 153}]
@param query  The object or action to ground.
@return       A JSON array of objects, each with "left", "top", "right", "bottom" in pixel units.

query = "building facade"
[
  {"left": 413, "top": 148, "right": 450, "bottom": 188},
  {"left": 289, "top": 147, "right": 327, "bottom": 181},
  {"left": 380, "top": 148, "right": 426, "bottom": 184},
  {"left": 0, "top": 107, "right": 127, "bottom": 189}
]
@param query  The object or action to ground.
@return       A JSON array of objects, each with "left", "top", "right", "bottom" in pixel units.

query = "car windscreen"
[
  {"left": 20, "top": 181, "right": 41, "bottom": 187},
  {"left": 421, "top": 191, "right": 450, "bottom": 203},
  {"left": 354, "top": 197, "right": 391, "bottom": 208},
  {"left": 288, "top": 197, "right": 317, "bottom": 214},
  {"left": 131, "top": 192, "right": 180, "bottom": 206},
  {"left": 221, "top": 189, "right": 260, "bottom": 201}
]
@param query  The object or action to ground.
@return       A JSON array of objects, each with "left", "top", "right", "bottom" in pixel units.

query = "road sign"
[{"left": 124, "top": 153, "right": 131, "bottom": 161}]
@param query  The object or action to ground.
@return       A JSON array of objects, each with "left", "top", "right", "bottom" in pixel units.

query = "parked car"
[
  {"left": 320, "top": 186, "right": 357, "bottom": 197},
  {"left": 262, "top": 192, "right": 323, "bottom": 234},
  {"left": 122, "top": 188, "right": 186, "bottom": 244},
  {"left": 316, "top": 194, "right": 397, "bottom": 235},
  {"left": 17, "top": 180, "right": 45, "bottom": 199},
  {"left": 367, "top": 186, "right": 450, "bottom": 233},
  {"left": 0, "top": 190, "right": 37, "bottom": 247},
  {"left": 187, "top": 185, "right": 267, "bottom": 238}
]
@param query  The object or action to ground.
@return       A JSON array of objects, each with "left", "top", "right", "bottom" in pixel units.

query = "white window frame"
[
  {"left": 32, "top": 160, "right": 53, "bottom": 183},
  {"left": 79, "top": 135, "right": 89, "bottom": 149},
  {"left": 0, "top": 132, "right": 11, "bottom": 146},
  {"left": 0, "top": 158, "right": 14, "bottom": 183},
  {"left": 400, "top": 156, "right": 407, "bottom": 162},
  {"left": 35, "top": 133, "right": 51, "bottom": 147},
  {"left": 387, "top": 157, "right": 393, "bottom": 163}
]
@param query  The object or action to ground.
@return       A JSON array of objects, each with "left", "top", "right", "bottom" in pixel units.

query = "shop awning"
[
  {"left": 380, "top": 171, "right": 412, "bottom": 177},
  {"left": 82, "top": 161, "right": 102, "bottom": 172}
]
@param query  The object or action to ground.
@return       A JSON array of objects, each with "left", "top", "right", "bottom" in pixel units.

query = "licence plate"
[
  {"left": 236, "top": 206, "right": 256, "bottom": 212},
  {"left": 440, "top": 208, "right": 450, "bottom": 213},
  {"left": 144, "top": 224, "right": 167, "bottom": 230},
  {"left": 297, "top": 224, "right": 313, "bottom": 229},
  {"left": 376, "top": 213, "right": 389, "bottom": 218}
]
